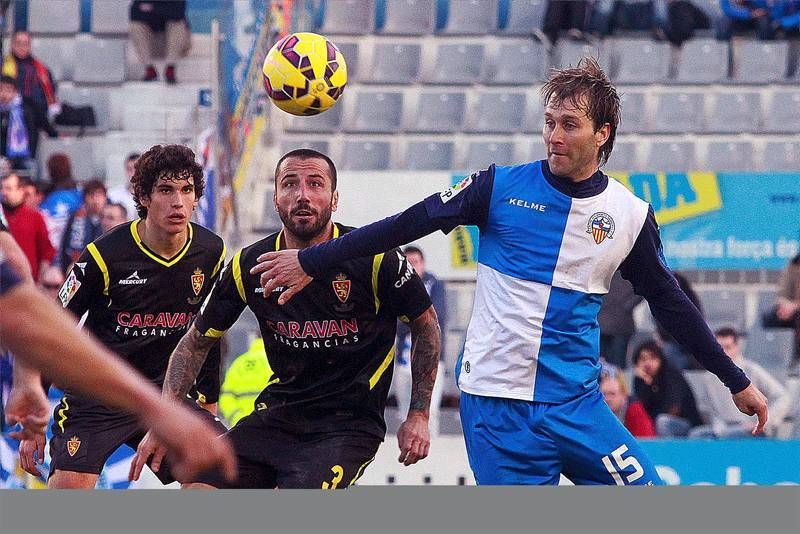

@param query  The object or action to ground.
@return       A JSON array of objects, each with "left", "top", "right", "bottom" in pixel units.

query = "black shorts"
[
  {"left": 192, "top": 412, "right": 382, "bottom": 489},
  {"left": 49, "top": 394, "right": 227, "bottom": 484}
]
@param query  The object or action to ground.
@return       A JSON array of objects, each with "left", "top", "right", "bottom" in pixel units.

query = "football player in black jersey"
[
  {"left": 130, "top": 149, "right": 441, "bottom": 488},
  {"left": 18, "top": 144, "right": 228, "bottom": 488}
]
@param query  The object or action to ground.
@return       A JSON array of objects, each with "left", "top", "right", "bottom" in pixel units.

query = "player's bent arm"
[
  {"left": 408, "top": 305, "right": 441, "bottom": 416},
  {"left": 163, "top": 324, "right": 219, "bottom": 402},
  {"left": 0, "top": 231, "right": 32, "bottom": 282}
]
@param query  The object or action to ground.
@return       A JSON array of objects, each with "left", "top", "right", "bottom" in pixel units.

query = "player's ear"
[
  {"left": 331, "top": 190, "right": 339, "bottom": 213},
  {"left": 595, "top": 123, "right": 611, "bottom": 149}
]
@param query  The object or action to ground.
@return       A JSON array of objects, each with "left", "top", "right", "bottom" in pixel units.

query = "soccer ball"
[{"left": 262, "top": 32, "right": 348, "bottom": 116}]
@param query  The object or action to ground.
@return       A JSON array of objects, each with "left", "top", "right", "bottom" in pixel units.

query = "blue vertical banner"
[{"left": 196, "top": 127, "right": 216, "bottom": 230}]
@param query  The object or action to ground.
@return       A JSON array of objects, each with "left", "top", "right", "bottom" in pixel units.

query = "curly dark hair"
[{"left": 131, "top": 144, "right": 204, "bottom": 218}]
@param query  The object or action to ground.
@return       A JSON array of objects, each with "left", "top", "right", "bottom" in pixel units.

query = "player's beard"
[{"left": 277, "top": 200, "right": 333, "bottom": 241}]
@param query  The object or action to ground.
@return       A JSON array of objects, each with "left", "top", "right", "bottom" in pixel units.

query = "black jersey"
[
  {"left": 194, "top": 223, "right": 432, "bottom": 438},
  {"left": 59, "top": 220, "right": 226, "bottom": 402}
]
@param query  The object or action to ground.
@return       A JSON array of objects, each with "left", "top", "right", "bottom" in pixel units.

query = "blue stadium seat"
[
  {"left": 520, "top": 138, "right": 547, "bottom": 162},
  {"left": 645, "top": 141, "right": 696, "bottom": 172},
  {"left": 73, "top": 36, "right": 127, "bottom": 83},
  {"left": 30, "top": 37, "right": 75, "bottom": 81},
  {"left": 342, "top": 139, "right": 393, "bottom": 170},
  {"left": 285, "top": 102, "right": 343, "bottom": 133},
  {"left": 618, "top": 90, "right": 649, "bottom": 134},
  {"left": 732, "top": 40, "right": 789, "bottom": 84},
  {"left": 698, "top": 289, "right": 747, "bottom": 333},
  {"left": 613, "top": 39, "right": 670, "bottom": 84},
  {"left": 708, "top": 92, "right": 762, "bottom": 134},
  {"left": 746, "top": 328, "right": 794, "bottom": 371},
  {"left": 404, "top": 140, "right": 455, "bottom": 170},
  {"left": 437, "top": 0, "right": 497, "bottom": 35},
  {"left": 377, "top": 0, "right": 436, "bottom": 35},
  {"left": 319, "top": 0, "right": 375, "bottom": 35},
  {"left": 764, "top": 90, "right": 800, "bottom": 134},
  {"left": 363, "top": 43, "right": 421, "bottom": 84},
  {"left": 605, "top": 139, "right": 640, "bottom": 172},
  {"left": 333, "top": 40, "right": 360, "bottom": 81},
  {"left": 763, "top": 140, "right": 800, "bottom": 172},
  {"left": 705, "top": 140, "right": 755, "bottom": 172},
  {"left": 423, "top": 42, "right": 485, "bottom": 84},
  {"left": 410, "top": 90, "right": 466, "bottom": 133},
  {"left": 344, "top": 90, "right": 404, "bottom": 133},
  {"left": 499, "top": 0, "right": 547, "bottom": 35},
  {"left": 28, "top": 0, "right": 81, "bottom": 34},
  {"left": 467, "top": 92, "right": 527, "bottom": 133},
  {"left": 463, "top": 140, "right": 516, "bottom": 170},
  {"left": 554, "top": 40, "right": 611, "bottom": 72},
  {"left": 91, "top": 0, "right": 131, "bottom": 35},
  {"left": 651, "top": 91, "right": 706, "bottom": 134},
  {"left": 484, "top": 39, "right": 548, "bottom": 85},
  {"left": 279, "top": 137, "right": 331, "bottom": 157},
  {"left": 38, "top": 136, "right": 97, "bottom": 182},
  {"left": 675, "top": 39, "right": 728, "bottom": 84}
]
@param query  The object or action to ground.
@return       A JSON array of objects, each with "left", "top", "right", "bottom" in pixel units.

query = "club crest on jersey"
[
  {"left": 191, "top": 268, "right": 205, "bottom": 296},
  {"left": 67, "top": 436, "right": 81, "bottom": 457},
  {"left": 587, "top": 212, "right": 615, "bottom": 245},
  {"left": 332, "top": 273, "right": 351, "bottom": 303}
]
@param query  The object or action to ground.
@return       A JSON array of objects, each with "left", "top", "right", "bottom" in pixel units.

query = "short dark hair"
[
  {"left": 714, "top": 327, "right": 740, "bottom": 342},
  {"left": 82, "top": 179, "right": 107, "bottom": 198},
  {"left": 126, "top": 152, "right": 141, "bottom": 162},
  {"left": 403, "top": 245, "right": 424, "bottom": 259},
  {"left": 47, "top": 153, "right": 75, "bottom": 188},
  {"left": 275, "top": 149, "right": 337, "bottom": 191},
  {"left": 0, "top": 74, "right": 16, "bottom": 86},
  {"left": 540, "top": 57, "right": 620, "bottom": 167},
  {"left": 131, "top": 145, "right": 204, "bottom": 219},
  {"left": 631, "top": 340, "right": 665, "bottom": 366},
  {"left": 106, "top": 201, "right": 128, "bottom": 219}
]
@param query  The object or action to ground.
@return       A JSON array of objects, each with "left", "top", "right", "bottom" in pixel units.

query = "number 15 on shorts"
[{"left": 601, "top": 444, "right": 644, "bottom": 485}]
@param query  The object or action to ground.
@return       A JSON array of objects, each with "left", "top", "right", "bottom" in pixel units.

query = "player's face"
[
  {"left": 139, "top": 173, "right": 197, "bottom": 234},
  {"left": 716, "top": 335, "right": 740, "bottom": 361},
  {"left": 600, "top": 377, "right": 625, "bottom": 412},
  {"left": 543, "top": 94, "right": 610, "bottom": 181},
  {"left": 274, "top": 156, "right": 338, "bottom": 241},
  {"left": 636, "top": 349, "right": 661, "bottom": 377}
]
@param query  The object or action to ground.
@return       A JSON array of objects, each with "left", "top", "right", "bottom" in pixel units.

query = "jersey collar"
[
  {"left": 130, "top": 219, "right": 194, "bottom": 268},
  {"left": 275, "top": 223, "right": 340, "bottom": 251}
]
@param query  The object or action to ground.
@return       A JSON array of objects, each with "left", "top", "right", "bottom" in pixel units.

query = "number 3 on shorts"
[
  {"left": 601, "top": 444, "right": 644, "bottom": 485},
  {"left": 322, "top": 465, "right": 344, "bottom": 489}
]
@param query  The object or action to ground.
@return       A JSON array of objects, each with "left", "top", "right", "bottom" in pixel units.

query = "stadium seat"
[
  {"left": 554, "top": 40, "right": 611, "bottom": 72},
  {"left": 613, "top": 39, "right": 670, "bottom": 84},
  {"left": 651, "top": 92, "right": 706, "bottom": 134},
  {"left": 344, "top": 90, "right": 404, "bottom": 133},
  {"left": 764, "top": 90, "right": 800, "bottom": 134},
  {"left": 409, "top": 90, "right": 466, "bottom": 133},
  {"left": 693, "top": 0, "right": 723, "bottom": 18},
  {"left": 333, "top": 41, "right": 360, "bottom": 81},
  {"left": 30, "top": 37, "right": 75, "bottom": 81},
  {"left": 746, "top": 327, "right": 794, "bottom": 371},
  {"left": 708, "top": 92, "right": 762, "bottom": 134},
  {"left": 73, "top": 36, "right": 127, "bottom": 83},
  {"left": 605, "top": 139, "right": 640, "bottom": 172},
  {"left": 463, "top": 140, "right": 516, "bottom": 170},
  {"left": 698, "top": 289, "right": 747, "bottom": 332},
  {"left": 91, "top": 0, "right": 131, "bottom": 35},
  {"left": 57, "top": 84, "right": 111, "bottom": 131},
  {"left": 279, "top": 137, "right": 331, "bottom": 157},
  {"left": 500, "top": 0, "right": 547, "bottom": 35},
  {"left": 522, "top": 99, "right": 544, "bottom": 133},
  {"left": 705, "top": 140, "right": 755, "bottom": 172},
  {"left": 423, "top": 42, "right": 485, "bottom": 84},
  {"left": 618, "top": 89, "right": 649, "bottom": 134},
  {"left": 319, "top": 0, "right": 375, "bottom": 35},
  {"left": 341, "top": 140, "right": 393, "bottom": 170},
  {"left": 484, "top": 39, "right": 548, "bottom": 85},
  {"left": 404, "top": 140, "right": 455, "bottom": 170},
  {"left": 675, "top": 38, "right": 728, "bottom": 84},
  {"left": 363, "top": 42, "right": 421, "bottom": 84},
  {"left": 285, "top": 102, "right": 343, "bottom": 132},
  {"left": 732, "top": 40, "right": 789, "bottom": 84},
  {"left": 645, "top": 141, "right": 696, "bottom": 172},
  {"left": 763, "top": 140, "right": 800, "bottom": 172},
  {"left": 466, "top": 92, "right": 527, "bottom": 133},
  {"left": 519, "top": 138, "right": 548, "bottom": 162},
  {"left": 38, "top": 137, "right": 97, "bottom": 181},
  {"left": 377, "top": 0, "right": 436, "bottom": 35},
  {"left": 28, "top": 0, "right": 80, "bottom": 34},
  {"left": 437, "top": 0, "right": 497, "bottom": 35}
]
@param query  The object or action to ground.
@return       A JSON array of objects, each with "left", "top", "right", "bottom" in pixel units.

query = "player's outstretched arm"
[{"left": 397, "top": 305, "right": 440, "bottom": 466}]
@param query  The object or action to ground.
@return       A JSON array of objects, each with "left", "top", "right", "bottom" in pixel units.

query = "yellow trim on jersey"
[
  {"left": 371, "top": 253, "right": 385, "bottom": 314},
  {"left": 232, "top": 250, "right": 247, "bottom": 303},
  {"left": 57, "top": 397, "right": 69, "bottom": 433},
  {"left": 332, "top": 224, "right": 340, "bottom": 239},
  {"left": 348, "top": 455, "right": 375, "bottom": 486},
  {"left": 130, "top": 219, "right": 194, "bottom": 268},
  {"left": 275, "top": 230, "right": 283, "bottom": 250},
  {"left": 204, "top": 328, "right": 226, "bottom": 339},
  {"left": 369, "top": 346, "right": 395, "bottom": 390},
  {"left": 212, "top": 243, "right": 227, "bottom": 277},
  {"left": 86, "top": 243, "right": 109, "bottom": 296}
]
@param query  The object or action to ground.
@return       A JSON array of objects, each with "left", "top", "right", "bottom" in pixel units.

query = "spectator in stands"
[
  {"left": 0, "top": 74, "right": 37, "bottom": 171},
  {"left": 633, "top": 340, "right": 703, "bottom": 437},
  {"left": 1, "top": 171, "right": 55, "bottom": 281},
  {"left": 689, "top": 327, "right": 792, "bottom": 438},
  {"left": 540, "top": 0, "right": 593, "bottom": 47},
  {"left": 393, "top": 245, "right": 447, "bottom": 437},
  {"left": 129, "top": 1, "right": 191, "bottom": 84},
  {"left": 600, "top": 361, "right": 657, "bottom": 437},
  {"left": 589, "top": 0, "right": 671, "bottom": 40},
  {"left": 100, "top": 202, "right": 129, "bottom": 234},
  {"left": 22, "top": 176, "right": 46, "bottom": 209},
  {"left": 657, "top": 271, "right": 704, "bottom": 370},
  {"left": 599, "top": 271, "right": 643, "bottom": 369},
  {"left": 2, "top": 31, "right": 59, "bottom": 139},
  {"left": 106, "top": 152, "right": 140, "bottom": 221},
  {"left": 39, "top": 153, "right": 82, "bottom": 252},
  {"left": 777, "top": 253, "right": 800, "bottom": 376},
  {"left": 716, "top": 0, "right": 800, "bottom": 40},
  {"left": 59, "top": 180, "right": 107, "bottom": 274}
]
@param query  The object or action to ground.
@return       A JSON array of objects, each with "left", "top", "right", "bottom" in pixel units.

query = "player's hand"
[
  {"left": 5, "top": 382, "right": 50, "bottom": 440},
  {"left": 250, "top": 250, "right": 313, "bottom": 305},
  {"left": 397, "top": 411, "right": 430, "bottom": 466},
  {"left": 19, "top": 433, "right": 47, "bottom": 477},
  {"left": 129, "top": 430, "right": 168, "bottom": 482},
  {"left": 732, "top": 383, "right": 768, "bottom": 436}
]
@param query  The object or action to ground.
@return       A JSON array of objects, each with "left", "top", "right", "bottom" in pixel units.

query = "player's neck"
[
  {"left": 282, "top": 222, "right": 334, "bottom": 250},
  {"left": 137, "top": 218, "right": 189, "bottom": 258}
]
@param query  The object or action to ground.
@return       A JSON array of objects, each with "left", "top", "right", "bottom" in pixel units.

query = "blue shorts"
[{"left": 460, "top": 389, "right": 663, "bottom": 485}]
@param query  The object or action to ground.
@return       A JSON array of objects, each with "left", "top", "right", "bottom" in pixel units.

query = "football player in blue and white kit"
[{"left": 250, "top": 58, "right": 769, "bottom": 485}]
